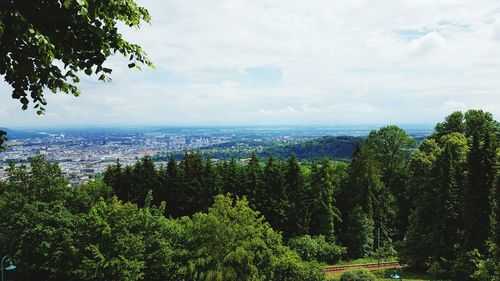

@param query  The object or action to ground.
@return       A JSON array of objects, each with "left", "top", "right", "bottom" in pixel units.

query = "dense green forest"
[
  {"left": 0, "top": 110, "right": 499, "bottom": 281},
  {"left": 154, "top": 136, "right": 364, "bottom": 161}
]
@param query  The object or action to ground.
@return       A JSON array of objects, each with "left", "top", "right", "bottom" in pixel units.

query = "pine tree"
[
  {"left": 122, "top": 165, "right": 134, "bottom": 202},
  {"left": 344, "top": 206, "right": 375, "bottom": 258},
  {"left": 103, "top": 159, "right": 124, "bottom": 200},
  {"left": 284, "top": 154, "right": 310, "bottom": 238},
  {"left": 180, "top": 152, "right": 204, "bottom": 215},
  {"left": 242, "top": 151, "right": 262, "bottom": 205},
  {"left": 164, "top": 155, "right": 183, "bottom": 217},
  {"left": 434, "top": 136, "right": 467, "bottom": 265},
  {"left": 260, "top": 156, "right": 288, "bottom": 233},
  {"left": 401, "top": 139, "right": 442, "bottom": 269},
  {"left": 309, "top": 158, "right": 339, "bottom": 242},
  {"left": 347, "top": 145, "right": 377, "bottom": 216},
  {"left": 131, "top": 156, "right": 158, "bottom": 207},
  {"left": 219, "top": 158, "right": 241, "bottom": 196},
  {"left": 493, "top": 168, "right": 500, "bottom": 260},
  {"left": 402, "top": 133, "right": 468, "bottom": 274},
  {"left": 344, "top": 144, "right": 394, "bottom": 256},
  {"left": 463, "top": 131, "right": 496, "bottom": 254},
  {"left": 199, "top": 158, "right": 221, "bottom": 210}
]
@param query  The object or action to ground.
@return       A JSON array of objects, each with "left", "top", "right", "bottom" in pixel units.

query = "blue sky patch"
[{"left": 245, "top": 66, "right": 282, "bottom": 88}]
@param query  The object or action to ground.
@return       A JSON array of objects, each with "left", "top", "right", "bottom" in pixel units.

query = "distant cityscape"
[{"left": 0, "top": 125, "right": 433, "bottom": 185}]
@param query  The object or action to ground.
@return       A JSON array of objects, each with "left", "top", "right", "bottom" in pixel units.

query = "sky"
[{"left": 2, "top": 0, "right": 500, "bottom": 127}]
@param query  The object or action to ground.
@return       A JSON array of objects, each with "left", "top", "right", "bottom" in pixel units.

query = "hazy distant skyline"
[{"left": 1, "top": 0, "right": 500, "bottom": 127}]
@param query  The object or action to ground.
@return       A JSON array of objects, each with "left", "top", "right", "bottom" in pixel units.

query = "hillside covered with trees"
[
  {"left": 0, "top": 109, "right": 499, "bottom": 281},
  {"left": 154, "top": 136, "right": 364, "bottom": 161}
]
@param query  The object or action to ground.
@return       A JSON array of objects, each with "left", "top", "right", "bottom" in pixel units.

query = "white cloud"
[
  {"left": 1, "top": 0, "right": 500, "bottom": 126},
  {"left": 440, "top": 100, "right": 467, "bottom": 112},
  {"left": 408, "top": 31, "right": 446, "bottom": 56},
  {"left": 491, "top": 17, "right": 500, "bottom": 41}
]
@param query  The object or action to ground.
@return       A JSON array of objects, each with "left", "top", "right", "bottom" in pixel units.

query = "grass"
[
  {"left": 333, "top": 257, "right": 398, "bottom": 266},
  {"left": 327, "top": 268, "right": 450, "bottom": 281}
]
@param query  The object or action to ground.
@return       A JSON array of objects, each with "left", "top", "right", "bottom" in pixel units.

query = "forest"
[
  {"left": 153, "top": 135, "right": 364, "bottom": 162},
  {"left": 0, "top": 109, "right": 498, "bottom": 281}
]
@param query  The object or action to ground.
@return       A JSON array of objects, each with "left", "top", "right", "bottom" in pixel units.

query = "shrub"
[
  {"left": 175, "top": 195, "right": 327, "bottom": 281},
  {"left": 288, "top": 235, "right": 345, "bottom": 264},
  {"left": 339, "top": 269, "right": 376, "bottom": 281},
  {"left": 452, "top": 249, "right": 483, "bottom": 281}
]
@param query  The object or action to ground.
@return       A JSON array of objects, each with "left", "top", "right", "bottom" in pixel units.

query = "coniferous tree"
[
  {"left": 343, "top": 144, "right": 394, "bottom": 256},
  {"left": 131, "top": 156, "right": 158, "bottom": 207},
  {"left": 219, "top": 158, "right": 241, "bottom": 196},
  {"left": 242, "top": 151, "right": 262, "bottom": 206},
  {"left": 402, "top": 133, "right": 468, "bottom": 276},
  {"left": 285, "top": 154, "right": 311, "bottom": 238},
  {"left": 180, "top": 152, "right": 204, "bottom": 215},
  {"left": 344, "top": 206, "right": 375, "bottom": 259},
  {"left": 434, "top": 134, "right": 468, "bottom": 268},
  {"left": 347, "top": 145, "right": 377, "bottom": 216},
  {"left": 462, "top": 110, "right": 497, "bottom": 255},
  {"left": 199, "top": 158, "right": 221, "bottom": 210},
  {"left": 164, "top": 155, "right": 183, "bottom": 217},
  {"left": 103, "top": 159, "right": 124, "bottom": 200},
  {"left": 122, "top": 165, "right": 134, "bottom": 202},
  {"left": 260, "top": 156, "right": 288, "bottom": 233},
  {"left": 401, "top": 139, "right": 442, "bottom": 269},
  {"left": 493, "top": 167, "right": 500, "bottom": 260},
  {"left": 153, "top": 165, "right": 166, "bottom": 206},
  {"left": 309, "top": 158, "right": 339, "bottom": 242}
]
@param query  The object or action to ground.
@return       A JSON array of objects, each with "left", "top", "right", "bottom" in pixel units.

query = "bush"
[
  {"left": 474, "top": 258, "right": 500, "bottom": 281},
  {"left": 288, "top": 235, "right": 345, "bottom": 264},
  {"left": 452, "top": 249, "right": 483, "bottom": 281},
  {"left": 339, "top": 269, "right": 376, "bottom": 281},
  {"left": 175, "top": 195, "right": 327, "bottom": 281},
  {"left": 428, "top": 260, "right": 449, "bottom": 278}
]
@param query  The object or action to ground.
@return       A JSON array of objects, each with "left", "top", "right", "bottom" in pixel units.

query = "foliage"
[
  {"left": 343, "top": 206, "right": 375, "bottom": 259},
  {"left": 261, "top": 136, "right": 364, "bottom": 161},
  {"left": 0, "top": 0, "right": 153, "bottom": 113},
  {"left": 463, "top": 111, "right": 498, "bottom": 254},
  {"left": 155, "top": 136, "right": 364, "bottom": 162},
  {"left": 339, "top": 269, "right": 376, "bottom": 281},
  {"left": 452, "top": 249, "right": 483, "bottom": 281},
  {"left": 104, "top": 153, "right": 344, "bottom": 245},
  {"left": 0, "top": 129, "right": 6, "bottom": 151},
  {"left": 474, "top": 258, "right": 500, "bottom": 281},
  {"left": 2, "top": 110, "right": 499, "bottom": 280},
  {"left": 288, "top": 235, "right": 346, "bottom": 264},
  {"left": 174, "top": 195, "right": 326, "bottom": 281},
  {"left": 0, "top": 157, "right": 326, "bottom": 281},
  {"left": 364, "top": 126, "right": 416, "bottom": 240},
  {"left": 364, "top": 125, "right": 416, "bottom": 187},
  {"left": 309, "top": 158, "right": 341, "bottom": 242},
  {"left": 401, "top": 110, "right": 499, "bottom": 279}
]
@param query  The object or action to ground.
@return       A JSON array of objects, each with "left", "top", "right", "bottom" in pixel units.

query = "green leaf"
[
  {"left": 0, "top": 21, "right": 4, "bottom": 39},
  {"left": 63, "top": 0, "right": 72, "bottom": 8}
]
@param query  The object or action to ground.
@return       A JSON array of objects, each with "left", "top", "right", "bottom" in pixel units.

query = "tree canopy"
[{"left": 0, "top": 0, "right": 153, "bottom": 113}]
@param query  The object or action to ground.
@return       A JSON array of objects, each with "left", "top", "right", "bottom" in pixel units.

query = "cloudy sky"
[{"left": 2, "top": 0, "right": 500, "bottom": 127}]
